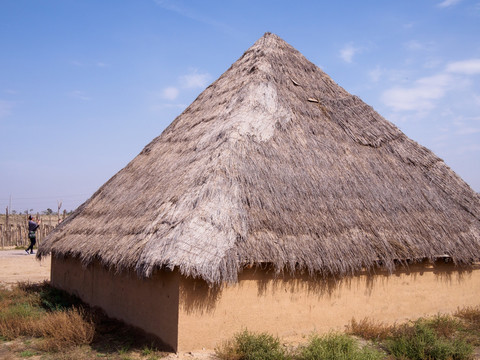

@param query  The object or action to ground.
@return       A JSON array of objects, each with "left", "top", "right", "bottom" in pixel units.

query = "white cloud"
[
  {"left": 368, "top": 66, "right": 383, "bottom": 82},
  {"left": 416, "top": 73, "right": 453, "bottom": 91},
  {"left": 453, "top": 116, "right": 480, "bottom": 135},
  {"left": 446, "top": 59, "right": 480, "bottom": 75},
  {"left": 159, "top": 70, "right": 210, "bottom": 103},
  {"left": 381, "top": 74, "right": 453, "bottom": 112},
  {"left": 180, "top": 71, "right": 210, "bottom": 89},
  {"left": 455, "top": 143, "right": 480, "bottom": 154},
  {"left": 405, "top": 40, "right": 424, "bottom": 51},
  {"left": 339, "top": 44, "right": 358, "bottom": 63},
  {"left": 162, "top": 87, "right": 179, "bottom": 100},
  {"left": 70, "top": 60, "right": 109, "bottom": 68},
  {"left": 0, "top": 100, "right": 14, "bottom": 118},
  {"left": 381, "top": 58, "right": 480, "bottom": 113},
  {"left": 154, "top": 0, "right": 234, "bottom": 35},
  {"left": 70, "top": 90, "right": 91, "bottom": 101},
  {"left": 437, "top": 0, "right": 462, "bottom": 7},
  {"left": 423, "top": 58, "right": 442, "bottom": 69},
  {"left": 473, "top": 94, "right": 480, "bottom": 106},
  {"left": 456, "top": 127, "right": 480, "bottom": 135}
]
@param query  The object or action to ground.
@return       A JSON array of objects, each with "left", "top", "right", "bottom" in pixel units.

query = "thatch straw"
[{"left": 38, "top": 33, "right": 480, "bottom": 285}]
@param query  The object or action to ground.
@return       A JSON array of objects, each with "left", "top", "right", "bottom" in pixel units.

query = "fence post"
[{"left": 5, "top": 207, "right": 9, "bottom": 249}]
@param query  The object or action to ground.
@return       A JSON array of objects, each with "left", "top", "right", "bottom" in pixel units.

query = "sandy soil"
[{"left": 0, "top": 249, "right": 51, "bottom": 287}]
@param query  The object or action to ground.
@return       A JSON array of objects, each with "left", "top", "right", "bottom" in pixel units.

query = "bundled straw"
[{"left": 38, "top": 33, "right": 480, "bottom": 285}]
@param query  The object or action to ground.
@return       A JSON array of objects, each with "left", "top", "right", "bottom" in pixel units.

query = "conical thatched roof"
[{"left": 38, "top": 33, "right": 480, "bottom": 285}]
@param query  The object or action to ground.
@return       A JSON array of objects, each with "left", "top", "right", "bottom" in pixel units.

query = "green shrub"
[
  {"left": 215, "top": 329, "right": 288, "bottom": 360},
  {"left": 386, "top": 320, "right": 473, "bottom": 360},
  {"left": 296, "top": 333, "right": 384, "bottom": 360}
]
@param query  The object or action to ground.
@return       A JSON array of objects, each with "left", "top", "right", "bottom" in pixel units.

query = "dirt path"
[{"left": 0, "top": 249, "right": 51, "bottom": 287}]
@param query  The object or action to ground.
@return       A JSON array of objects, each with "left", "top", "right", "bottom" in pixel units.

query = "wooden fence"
[{"left": 0, "top": 211, "right": 64, "bottom": 249}]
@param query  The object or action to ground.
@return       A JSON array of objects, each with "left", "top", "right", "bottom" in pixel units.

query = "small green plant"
[
  {"left": 141, "top": 344, "right": 163, "bottom": 358},
  {"left": 142, "top": 345, "right": 153, "bottom": 356},
  {"left": 296, "top": 333, "right": 384, "bottom": 360},
  {"left": 386, "top": 320, "right": 473, "bottom": 360},
  {"left": 215, "top": 329, "right": 288, "bottom": 360},
  {"left": 19, "top": 350, "right": 36, "bottom": 357},
  {"left": 118, "top": 345, "right": 131, "bottom": 354}
]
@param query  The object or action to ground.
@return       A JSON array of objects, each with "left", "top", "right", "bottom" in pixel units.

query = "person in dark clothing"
[{"left": 26, "top": 215, "right": 40, "bottom": 254}]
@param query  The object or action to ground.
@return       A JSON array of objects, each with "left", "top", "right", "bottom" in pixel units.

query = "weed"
[
  {"left": 386, "top": 320, "right": 473, "bottom": 360},
  {"left": 142, "top": 346, "right": 154, "bottom": 356},
  {"left": 215, "top": 329, "right": 288, "bottom": 360},
  {"left": 19, "top": 349, "right": 36, "bottom": 357},
  {"left": 140, "top": 344, "right": 166, "bottom": 359},
  {"left": 0, "top": 282, "right": 94, "bottom": 354},
  {"left": 456, "top": 306, "right": 480, "bottom": 325},
  {"left": 424, "top": 314, "right": 462, "bottom": 338},
  {"left": 455, "top": 306, "right": 480, "bottom": 346},
  {"left": 296, "top": 333, "right": 384, "bottom": 360},
  {"left": 347, "top": 318, "right": 393, "bottom": 341},
  {"left": 118, "top": 345, "right": 131, "bottom": 354}
]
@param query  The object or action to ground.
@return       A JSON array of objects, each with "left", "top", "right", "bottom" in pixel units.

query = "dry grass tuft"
[
  {"left": 36, "top": 308, "right": 95, "bottom": 351},
  {"left": 426, "top": 314, "right": 461, "bottom": 339},
  {"left": 346, "top": 318, "right": 393, "bottom": 341},
  {"left": 455, "top": 306, "right": 480, "bottom": 325},
  {"left": 0, "top": 315, "right": 38, "bottom": 339},
  {"left": 0, "top": 284, "right": 94, "bottom": 351},
  {"left": 0, "top": 284, "right": 43, "bottom": 339},
  {"left": 455, "top": 306, "right": 480, "bottom": 346}
]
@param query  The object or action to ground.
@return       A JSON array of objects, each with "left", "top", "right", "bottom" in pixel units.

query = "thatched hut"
[{"left": 38, "top": 33, "right": 480, "bottom": 352}]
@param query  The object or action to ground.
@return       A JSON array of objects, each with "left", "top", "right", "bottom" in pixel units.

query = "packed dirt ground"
[{"left": 0, "top": 249, "right": 51, "bottom": 287}]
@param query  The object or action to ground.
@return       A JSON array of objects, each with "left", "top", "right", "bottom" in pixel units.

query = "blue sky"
[{"left": 1, "top": 0, "right": 479, "bottom": 213}]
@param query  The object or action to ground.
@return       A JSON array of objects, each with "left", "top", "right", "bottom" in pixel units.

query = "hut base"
[{"left": 51, "top": 256, "right": 480, "bottom": 352}]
